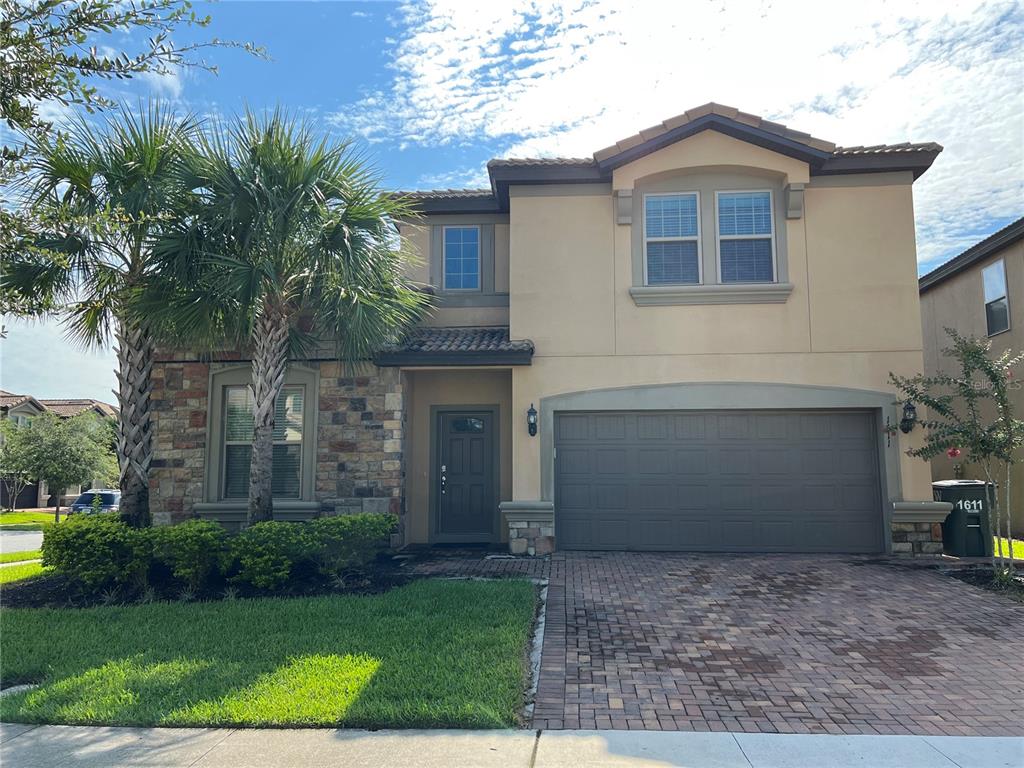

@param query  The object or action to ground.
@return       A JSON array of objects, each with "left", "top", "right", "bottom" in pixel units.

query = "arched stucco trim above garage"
[{"left": 537, "top": 381, "right": 912, "bottom": 551}]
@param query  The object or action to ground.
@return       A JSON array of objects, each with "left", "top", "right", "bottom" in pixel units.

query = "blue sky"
[{"left": 1, "top": 0, "right": 1022, "bottom": 402}]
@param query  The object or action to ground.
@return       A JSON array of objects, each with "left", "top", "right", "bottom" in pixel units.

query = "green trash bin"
[{"left": 933, "top": 480, "right": 994, "bottom": 557}]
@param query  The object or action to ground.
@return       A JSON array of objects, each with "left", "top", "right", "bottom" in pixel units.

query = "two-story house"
[
  {"left": 920, "top": 216, "right": 1024, "bottom": 534},
  {"left": 149, "top": 103, "right": 949, "bottom": 555}
]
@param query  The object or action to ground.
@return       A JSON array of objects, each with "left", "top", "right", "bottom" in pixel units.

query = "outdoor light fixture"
[
  {"left": 899, "top": 401, "right": 917, "bottom": 434},
  {"left": 527, "top": 403, "right": 538, "bottom": 436}
]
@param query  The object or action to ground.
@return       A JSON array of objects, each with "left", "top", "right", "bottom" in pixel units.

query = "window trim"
[
  {"left": 642, "top": 191, "right": 703, "bottom": 286},
  {"left": 203, "top": 364, "right": 319, "bottom": 506},
  {"left": 220, "top": 384, "right": 305, "bottom": 500},
  {"left": 982, "top": 258, "right": 1011, "bottom": 337},
  {"left": 441, "top": 224, "right": 482, "bottom": 292},
  {"left": 714, "top": 189, "right": 778, "bottom": 284}
]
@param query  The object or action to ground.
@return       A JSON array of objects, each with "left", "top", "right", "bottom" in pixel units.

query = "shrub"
[
  {"left": 42, "top": 515, "right": 151, "bottom": 591},
  {"left": 226, "top": 521, "right": 316, "bottom": 591},
  {"left": 150, "top": 520, "right": 229, "bottom": 592},
  {"left": 309, "top": 513, "right": 397, "bottom": 576}
]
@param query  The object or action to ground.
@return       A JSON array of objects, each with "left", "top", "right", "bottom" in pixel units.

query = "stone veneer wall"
[
  {"left": 150, "top": 361, "right": 210, "bottom": 526},
  {"left": 890, "top": 521, "right": 944, "bottom": 556},
  {"left": 150, "top": 358, "right": 407, "bottom": 542}
]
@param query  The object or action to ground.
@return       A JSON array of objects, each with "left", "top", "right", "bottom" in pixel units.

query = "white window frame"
[
  {"left": 221, "top": 384, "right": 305, "bottom": 500},
  {"left": 714, "top": 189, "right": 777, "bottom": 284},
  {"left": 982, "top": 258, "right": 1011, "bottom": 337},
  {"left": 441, "top": 225, "right": 482, "bottom": 292},
  {"left": 642, "top": 191, "right": 703, "bottom": 286}
]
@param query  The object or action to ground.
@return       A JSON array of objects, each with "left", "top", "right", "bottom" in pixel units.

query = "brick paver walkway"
[{"left": 410, "top": 551, "right": 1024, "bottom": 736}]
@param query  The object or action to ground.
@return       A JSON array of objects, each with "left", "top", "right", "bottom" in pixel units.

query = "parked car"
[{"left": 68, "top": 489, "right": 121, "bottom": 515}]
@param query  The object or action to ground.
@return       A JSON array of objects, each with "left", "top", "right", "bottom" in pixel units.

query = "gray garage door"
[{"left": 555, "top": 410, "right": 883, "bottom": 552}]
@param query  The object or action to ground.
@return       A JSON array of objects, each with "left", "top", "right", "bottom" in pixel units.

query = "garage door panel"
[{"left": 556, "top": 409, "right": 883, "bottom": 553}]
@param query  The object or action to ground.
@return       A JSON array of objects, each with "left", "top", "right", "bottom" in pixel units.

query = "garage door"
[{"left": 555, "top": 410, "right": 883, "bottom": 552}]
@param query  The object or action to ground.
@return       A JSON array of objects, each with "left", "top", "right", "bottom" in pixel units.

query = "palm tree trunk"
[
  {"left": 116, "top": 319, "right": 154, "bottom": 528},
  {"left": 248, "top": 305, "right": 290, "bottom": 524}
]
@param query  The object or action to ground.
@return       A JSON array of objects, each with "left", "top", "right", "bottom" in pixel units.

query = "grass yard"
[
  {"left": 0, "top": 562, "right": 47, "bottom": 585},
  {"left": 0, "top": 578, "right": 537, "bottom": 729},
  {"left": 0, "top": 550, "right": 41, "bottom": 564},
  {"left": 0, "top": 511, "right": 60, "bottom": 531},
  {"left": 994, "top": 537, "right": 1024, "bottom": 561}
]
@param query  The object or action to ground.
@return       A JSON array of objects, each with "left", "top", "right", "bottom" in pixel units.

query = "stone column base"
[
  {"left": 500, "top": 501, "right": 554, "bottom": 556},
  {"left": 891, "top": 501, "right": 951, "bottom": 556}
]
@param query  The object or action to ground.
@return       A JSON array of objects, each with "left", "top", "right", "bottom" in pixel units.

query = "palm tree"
[
  {"left": 152, "top": 110, "right": 428, "bottom": 524},
  {"left": 2, "top": 105, "right": 199, "bottom": 527}
]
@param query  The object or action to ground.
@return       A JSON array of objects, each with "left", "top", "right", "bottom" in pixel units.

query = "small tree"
[
  {"left": 891, "top": 328, "right": 1023, "bottom": 579},
  {"left": 16, "top": 411, "right": 118, "bottom": 520},
  {"left": 0, "top": 420, "right": 36, "bottom": 510}
]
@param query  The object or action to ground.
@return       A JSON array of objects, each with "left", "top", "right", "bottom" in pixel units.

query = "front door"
[{"left": 435, "top": 410, "right": 496, "bottom": 543}]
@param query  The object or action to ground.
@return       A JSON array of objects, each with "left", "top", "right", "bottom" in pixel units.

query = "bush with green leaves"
[
  {"left": 42, "top": 515, "right": 151, "bottom": 591},
  {"left": 225, "top": 521, "right": 318, "bottom": 591},
  {"left": 309, "top": 513, "right": 397, "bottom": 576},
  {"left": 150, "top": 520, "right": 229, "bottom": 591}
]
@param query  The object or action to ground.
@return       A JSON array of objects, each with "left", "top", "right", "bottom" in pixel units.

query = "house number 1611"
[{"left": 955, "top": 499, "right": 984, "bottom": 511}]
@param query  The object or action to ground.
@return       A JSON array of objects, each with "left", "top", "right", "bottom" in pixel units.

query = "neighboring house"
[
  {"left": 150, "top": 102, "right": 949, "bottom": 556},
  {"left": 919, "top": 216, "right": 1024, "bottom": 533},
  {"left": 0, "top": 390, "right": 117, "bottom": 508},
  {"left": 0, "top": 390, "right": 47, "bottom": 508}
]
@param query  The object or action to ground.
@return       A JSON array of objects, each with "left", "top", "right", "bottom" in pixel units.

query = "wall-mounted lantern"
[
  {"left": 899, "top": 401, "right": 917, "bottom": 434},
  {"left": 527, "top": 403, "right": 538, "bottom": 436}
]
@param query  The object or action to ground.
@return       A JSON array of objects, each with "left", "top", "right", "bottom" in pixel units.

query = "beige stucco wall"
[
  {"left": 507, "top": 134, "right": 933, "bottom": 507},
  {"left": 920, "top": 237, "right": 1024, "bottom": 531},
  {"left": 405, "top": 369, "right": 513, "bottom": 544},
  {"left": 400, "top": 218, "right": 510, "bottom": 328}
]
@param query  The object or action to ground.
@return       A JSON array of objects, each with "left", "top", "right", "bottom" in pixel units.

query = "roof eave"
[
  {"left": 595, "top": 114, "right": 834, "bottom": 172},
  {"left": 374, "top": 350, "right": 534, "bottom": 367},
  {"left": 814, "top": 149, "right": 943, "bottom": 180},
  {"left": 919, "top": 216, "right": 1024, "bottom": 293}
]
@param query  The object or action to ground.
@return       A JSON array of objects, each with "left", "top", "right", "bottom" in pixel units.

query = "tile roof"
[
  {"left": 0, "top": 390, "right": 32, "bottom": 409},
  {"left": 384, "top": 326, "right": 534, "bottom": 355},
  {"left": 38, "top": 398, "right": 118, "bottom": 418},
  {"left": 399, "top": 189, "right": 494, "bottom": 199},
  {"left": 593, "top": 102, "right": 837, "bottom": 161},
  {"left": 919, "top": 215, "right": 1024, "bottom": 293},
  {"left": 396, "top": 103, "right": 942, "bottom": 211},
  {"left": 834, "top": 142, "right": 945, "bottom": 155}
]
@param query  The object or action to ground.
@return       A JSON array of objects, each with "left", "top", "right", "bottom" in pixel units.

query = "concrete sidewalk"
[{"left": 2, "top": 724, "right": 1021, "bottom": 768}]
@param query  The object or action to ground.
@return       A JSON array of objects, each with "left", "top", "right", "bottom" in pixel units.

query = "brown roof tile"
[
  {"left": 39, "top": 398, "right": 117, "bottom": 418},
  {"left": 384, "top": 326, "right": 533, "bottom": 355}
]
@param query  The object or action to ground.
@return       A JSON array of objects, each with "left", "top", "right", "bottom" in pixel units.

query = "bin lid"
[{"left": 932, "top": 480, "right": 991, "bottom": 486}]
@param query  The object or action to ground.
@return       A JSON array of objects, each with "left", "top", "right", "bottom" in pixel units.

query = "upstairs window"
[
  {"left": 983, "top": 259, "right": 1010, "bottom": 336},
  {"left": 717, "top": 191, "right": 775, "bottom": 283},
  {"left": 443, "top": 226, "right": 481, "bottom": 290},
  {"left": 644, "top": 193, "right": 701, "bottom": 285},
  {"left": 222, "top": 385, "right": 305, "bottom": 499}
]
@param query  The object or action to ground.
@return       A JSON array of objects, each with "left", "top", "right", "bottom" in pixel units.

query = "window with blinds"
[
  {"left": 222, "top": 385, "right": 304, "bottom": 499},
  {"left": 717, "top": 191, "right": 775, "bottom": 283},
  {"left": 644, "top": 193, "right": 701, "bottom": 285}
]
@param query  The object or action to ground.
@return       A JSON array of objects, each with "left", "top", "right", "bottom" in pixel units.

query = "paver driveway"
[{"left": 413, "top": 552, "right": 1024, "bottom": 736}]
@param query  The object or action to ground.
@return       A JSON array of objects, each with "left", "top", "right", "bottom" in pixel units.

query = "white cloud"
[
  {"left": 330, "top": 0, "right": 1023, "bottom": 267},
  {"left": 138, "top": 65, "right": 185, "bottom": 100}
]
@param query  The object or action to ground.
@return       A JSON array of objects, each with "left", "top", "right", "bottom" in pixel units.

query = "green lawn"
[
  {"left": 0, "top": 579, "right": 537, "bottom": 729},
  {"left": 0, "top": 562, "right": 47, "bottom": 585},
  {"left": 0, "top": 550, "right": 42, "bottom": 564},
  {"left": 0, "top": 511, "right": 60, "bottom": 531},
  {"left": 995, "top": 537, "right": 1024, "bottom": 561}
]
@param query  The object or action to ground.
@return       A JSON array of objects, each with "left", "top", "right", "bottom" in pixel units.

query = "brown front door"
[{"left": 435, "top": 410, "right": 496, "bottom": 543}]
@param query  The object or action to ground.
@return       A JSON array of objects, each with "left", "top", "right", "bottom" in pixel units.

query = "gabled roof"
[
  {"left": 375, "top": 326, "right": 534, "bottom": 367},
  {"left": 0, "top": 390, "right": 44, "bottom": 412},
  {"left": 919, "top": 216, "right": 1024, "bottom": 293},
  {"left": 38, "top": 398, "right": 117, "bottom": 418},
  {"left": 398, "top": 103, "right": 942, "bottom": 214}
]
